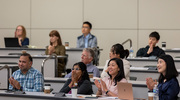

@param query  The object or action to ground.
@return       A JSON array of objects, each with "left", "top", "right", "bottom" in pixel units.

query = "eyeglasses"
[
  {"left": 82, "top": 27, "right": 90, "bottom": 29},
  {"left": 72, "top": 68, "right": 81, "bottom": 70},
  {"left": 16, "top": 29, "right": 22, "bottom": 32}
]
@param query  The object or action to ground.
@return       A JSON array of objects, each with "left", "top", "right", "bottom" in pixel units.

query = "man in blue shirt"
[
  {"left": 9, "top": 53, "right": 44, "bottom": 92},
  {"left": 65, "top": 48, "right": 100, "bottom": 78},
  {"left": 77, "top": 21, "right": 97, "bottom": 48}
]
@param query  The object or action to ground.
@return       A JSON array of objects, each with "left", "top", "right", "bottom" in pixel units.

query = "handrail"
[
  {"left": 0, "top": 65, "right": 10, "bottom": 91},
  {"left": 122, "top": 39, "right": 132, "bottom": 48},
  {"left": 41, "top": 54, "right": 58, "bottom": 77}
]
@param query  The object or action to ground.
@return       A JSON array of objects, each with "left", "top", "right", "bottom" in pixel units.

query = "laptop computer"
[
  {"left": 117, "top": 82, "right": 134, "bottom": 100},
  {"left": 4, "top": 37, "right": 20, "bottom": 47}
]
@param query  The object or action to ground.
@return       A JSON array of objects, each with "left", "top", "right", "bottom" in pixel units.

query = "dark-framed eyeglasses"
[{"left": 72, "top": 68, "right": 81, "bottom": 71}]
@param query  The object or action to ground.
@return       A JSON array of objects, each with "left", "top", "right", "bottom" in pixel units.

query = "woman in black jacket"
[{"left": 60, "top": 62, "right": 93, "bottom": 95}]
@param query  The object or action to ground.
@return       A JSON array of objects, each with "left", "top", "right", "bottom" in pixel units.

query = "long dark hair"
[
  {"left": 111, "top": 43, "right": 129, "bottom": 59},
  {"left": 107, "top": 58, "right": 125, "bottom": 86},
  {"left": 49, "top": 30, "right": 62, "bottom": 46},
  {"left": 158, "top": 54, "right": 178, "bottom": 83},
  {"left": 73, "top": 62, "right": 90, "bottom": 85}
]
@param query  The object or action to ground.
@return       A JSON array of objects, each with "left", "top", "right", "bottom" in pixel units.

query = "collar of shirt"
[
  {"left": 86, "top": 62, "right": 93, "bottom": 67},
  {"left": 20, "top": 67, "right": 33, "bottom": 75},
  {"left": 83, "top": 33, "right": 90, "bottom": 48}
]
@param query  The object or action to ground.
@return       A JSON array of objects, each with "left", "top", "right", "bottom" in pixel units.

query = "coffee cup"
[
  {"left": 65, "top": 42, "right": 69, "bottom": 49},
  {"left": 71, "top": 87, "right": 77, "bottom": 98},
  {"left": 44, "top": 84, "right": 51, "bottom": 94},
  {"left": 148, "top": 92, "right": 155, "bottom": 100}
]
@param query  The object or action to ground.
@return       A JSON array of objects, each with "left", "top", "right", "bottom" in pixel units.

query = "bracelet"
[{"left": 105, "top": 90, "right": 109, "bottom": 95}]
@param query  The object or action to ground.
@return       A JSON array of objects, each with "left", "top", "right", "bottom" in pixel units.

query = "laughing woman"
[
  {"left": 94, "top": 58, "right": 127, "bottom": 97},
  {"left": 146, "top": 54, "right": 179, "bottom": 100}
]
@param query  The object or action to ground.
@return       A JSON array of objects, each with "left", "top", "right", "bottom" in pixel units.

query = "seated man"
[
  {"left": 65, "top": 48, "right": 100, "bottom": 78},
  {"left": 136, "top": 31, "right": 165, "bottom": 57},
  {"left": 9, "top": 53, "right": 44, "bottom": 92},
  {"left": 77, "top": 21, "right": 97, "bottom": 48}
]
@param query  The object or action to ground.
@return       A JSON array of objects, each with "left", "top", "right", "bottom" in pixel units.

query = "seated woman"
[
  {"left": 101, "top": 43, "right": 130, "bottom": 80},
  {"left": 45, "top": 30, "right": 65, "bottom": 77},
  {"left": 146, "top": 54, "right": 179, "bottom": 100},
  {"left": 15, "top": 25, "right": 29, "bottom": 46},
  {"left": 60, "top": 62, "right": 93, "bottom": 95},
  {"left": 94, "top": 58, "right": 127, "bottom": 97}
]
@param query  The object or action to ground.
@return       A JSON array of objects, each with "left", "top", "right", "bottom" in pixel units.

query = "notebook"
[
  {"left": 4, "top": 37, "right": 20, "bottom": 47},
  {"left": 117, "top": 82, "right": 134, "bottom": 100}
]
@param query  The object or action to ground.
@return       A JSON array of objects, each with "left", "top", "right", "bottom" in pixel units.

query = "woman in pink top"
[{"left": 94, "top": 58, "right": 127, "bottom": 97}]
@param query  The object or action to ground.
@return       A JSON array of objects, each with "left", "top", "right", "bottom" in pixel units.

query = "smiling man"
[
  {"left": 9, "top": 53, "right": 44, "bottom": 92},
  {"left": 77, "top": 21, "right": 97, "bottom": 48},
  {"left": 136, "top": 31, "right": 165, "bottom": 57}
]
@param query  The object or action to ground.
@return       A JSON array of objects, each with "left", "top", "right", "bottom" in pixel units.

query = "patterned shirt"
[{"left": 9, "top": 67, "right": 44, "bottom": 92}]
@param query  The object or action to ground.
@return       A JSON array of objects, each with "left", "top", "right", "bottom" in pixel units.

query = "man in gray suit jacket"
[{"left": 77, "top": 21, "right": 97, "bottom": 48}]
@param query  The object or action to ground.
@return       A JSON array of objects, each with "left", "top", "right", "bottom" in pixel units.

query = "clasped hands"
[
  {"left": 146, "top": 77, "right": 157, "bottom": 91},
  {"left": 94, "top": 79, "right": 108, "bottom": 92},
  {"left": 9, "top": 77, "right": 21, "bottom": 90}
]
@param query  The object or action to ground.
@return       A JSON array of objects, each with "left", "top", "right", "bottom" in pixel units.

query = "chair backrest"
[
  {"left": 92, "top": 46, "right": 100, "bottom": 66},
  {"left": 63, "top": 54, "right": 68, "bottom": 73}
]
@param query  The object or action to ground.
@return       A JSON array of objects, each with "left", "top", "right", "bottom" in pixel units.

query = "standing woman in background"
[
  {"left": 45, "top": 30, "right": 65, "bottom": 77},
  {"left": 15, "top": 25, "right": 29, "bottom": 46}
]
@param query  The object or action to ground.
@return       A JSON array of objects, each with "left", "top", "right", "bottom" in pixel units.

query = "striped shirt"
[{"left": 9, "top": 67, "right": 44, "bottom": 92}]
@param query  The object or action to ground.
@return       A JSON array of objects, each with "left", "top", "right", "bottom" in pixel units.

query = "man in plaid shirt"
[{"left": 9, "top": 53, "right": 44, "bottom": 92}]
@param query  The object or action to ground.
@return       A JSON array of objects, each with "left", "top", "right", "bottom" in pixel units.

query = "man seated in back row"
[
  {"left": 136, "top": 31, "right": 165, "bottom": 57},
  {"left": 9, "top": 53, "right": 44, "bottom": 92},
  {"left": 65, "top": 48, "right": 100, "bottom": 78},
  {"left": 77, "top": 21, "right": 97, "bottom": 48}
]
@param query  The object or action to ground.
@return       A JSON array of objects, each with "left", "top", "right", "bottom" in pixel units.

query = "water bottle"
[
  {"left": 129, "top": 47, "right": 134, "bottom": 58},
  {"left": 153, "top": 84, "right": 159, "bottom": 100}
]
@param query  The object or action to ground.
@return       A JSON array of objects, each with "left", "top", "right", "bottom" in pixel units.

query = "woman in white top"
[{"left": 101, "top": 43, "right": 130, "bottom": 80}]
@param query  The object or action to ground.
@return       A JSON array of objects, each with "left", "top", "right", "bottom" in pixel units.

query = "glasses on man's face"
[
  {"left": 82, "top": 27, "right": 90, "bottom": 29},
  {"left": 72, "top": 68, "right": 81, "bottom": 71},
  {"left": 16, "top": 29, "right": 22, "bottom": 32}
]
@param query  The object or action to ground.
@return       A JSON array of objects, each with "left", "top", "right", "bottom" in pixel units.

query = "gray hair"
[{"left": 83, "top": 48, "right": 95, "bottom": 60}]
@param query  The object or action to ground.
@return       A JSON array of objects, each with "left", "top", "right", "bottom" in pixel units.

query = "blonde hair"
[{"left": 16, "top": 25, "right": 26, "bottom": 41}]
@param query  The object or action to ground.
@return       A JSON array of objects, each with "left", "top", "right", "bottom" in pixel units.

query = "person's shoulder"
[
  {"left": 89, "top": 34, "right": 96, "bottom": 39},
  {"left": 24, "top": 37, "right": 29, "bottom": 40},
  {"left": 30, "top": 67, "right": 42, "bottom": 75},
  {"left": 122, "top": 59, "right": 130, "bottom": 64},
  {"left": 82, "top": 79, "right": 91, "bottom": 84},
  {"left": 120, "top": 78, "right": 128, "bottom": 83},
  {"left": 13, "top": 69, "right": 21, "bottom": 74},
  {"left": 77, "top": 35, "right": 83, "bottom": 39},
  {"left": 57, "top": 45, "right": 65, "bottom": 49}
]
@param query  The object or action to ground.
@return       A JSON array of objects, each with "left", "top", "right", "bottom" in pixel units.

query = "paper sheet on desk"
[
  {"left": 130, "top": 67, "right": 148, "bottom": 70},
  {"left": 98, "top": 96, "right": 118, "bottom": 99}
]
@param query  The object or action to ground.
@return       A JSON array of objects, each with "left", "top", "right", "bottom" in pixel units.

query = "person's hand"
[
  {"left": 146, "top": 77, "right": 157, "bottom": 91},
  {"left": 9, "top": 77, "right": 21, "bottom": 90},
  {"left": 18, "top": 37, "right": 22, "bottom": 46},
  {"left": 48, "top": 45, "right": 55, "bottom": 54},
  {"left": 94, "top": 79, "right": 101, "bottom": 90},
  {"left": 100, "top": 79, "right": 108, "bottom": 92},
  {"left": 9, "top": 77, "right": 15, "bottom": 88},
  {"left": 147, "top": 43, "right": 153, "bottom": 54},
  {"left": 71, "top": 70, "right": 78, "bottom": 83}
]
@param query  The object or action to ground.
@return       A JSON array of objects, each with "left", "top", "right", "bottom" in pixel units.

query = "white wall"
[{"left": 0, "top": 0, "right": 180, "bottom": 66}]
